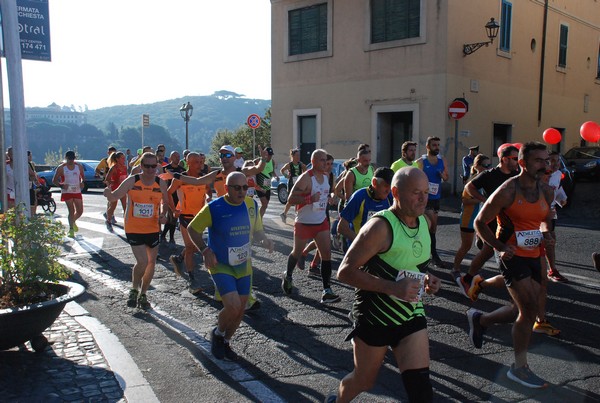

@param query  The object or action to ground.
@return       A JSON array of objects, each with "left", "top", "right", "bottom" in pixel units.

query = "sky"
[{"left": 5, "top": 0, "right": 272, "bottom": 110}]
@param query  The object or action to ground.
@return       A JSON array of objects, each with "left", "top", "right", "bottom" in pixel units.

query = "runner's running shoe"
[
  {"left": 593, "top": 252, "right": 600, "bottom": 272},
  {"left": 223, "top": 342, "right": 239, "bottom": 361},
  {"left": 282, "top": 273, "right": 293, "bottom": 295},
  {"left": 533, "top": 319, "right": 560, "bottom": 336},
  {"left": 170, "top": 254, "right": 184, "bottom": 277},
  {"left": 137, "top": 293, "right": 151, "bottom": 310},
  {"left": 280, "top": 212, "right": 287, "bottom": 224},
  {"left": 457, "top": 276, "right": 470, "bottom": 298},
  {"left": 506, "top": 364, "right": 548, "bottom": 388},
  {"left": 547, "top": 270, "right": 568, "bottom": 283},
  {"left": 105, "top": 221, "right": 113, "bottom": 232},
  {"left": 127, "top": 289, "right": 139, "bottom": 308},
  {"left": 467, "top": 275, "right": 484, "bottom": 302},
  {"left": 467, "top": 308, "right": 486, "bottom": 349},
  {"left": 211, "top": 328, "right": 226, "bottom": 360},
  {"left": 321, "top": 288, "right": 341, "bottom": 304}
]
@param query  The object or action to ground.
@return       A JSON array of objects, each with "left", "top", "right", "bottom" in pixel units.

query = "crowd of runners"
[{"left": 7, "top": 138, "right": 597, "bottom": 402}]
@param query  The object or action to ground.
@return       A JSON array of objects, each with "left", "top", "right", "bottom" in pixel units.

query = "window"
[
  {"left": 500, "top": 1, "right": 512, "bottom": 52},
  {"left": 558, "top": 24, "right": 568, "bottom": 68},
  {"left": 597, "top": 43, "right": 600, "bottom": 78},
  {"left": 288, "top": 3, "right": 328, "bottom": 56},
  {"left": 370, "top": 0, "right": 421, "bottom": 44}
]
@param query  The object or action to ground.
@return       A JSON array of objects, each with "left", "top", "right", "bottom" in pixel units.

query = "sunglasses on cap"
[
  {"left": 143, "top": 163, "right": 157, "bottom": 169},
  {"left": 220, "top": 152, "right": 234, "bottom": 159},
  {"left": 228, "top": 184, "right": 249, "bottom": 191}
]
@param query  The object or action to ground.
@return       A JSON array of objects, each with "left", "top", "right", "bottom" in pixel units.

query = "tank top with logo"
[
  {"left": 296, "top": 170, "right": 330, "bottom": 225},
  {"left": 125, "top": 175, "right": 162, "bottom": 234}
]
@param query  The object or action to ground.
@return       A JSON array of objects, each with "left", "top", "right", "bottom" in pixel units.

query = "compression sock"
[
  {"left": 321, "top": 260, "right": 332, "bottom": 289},
  {"left": 286, "top": 254, "right": 298, "bottom": 278}
]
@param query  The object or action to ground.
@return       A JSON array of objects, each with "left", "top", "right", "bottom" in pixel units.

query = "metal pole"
[
  {"left": 453, "top": 119, "right": 459, "bottom": 195},
  {"left": 0, "top": 0, "right": 30, "bottom": 216},
  {"left": 185, "top": 117, "right": 189, "bottom": 150},
  {"left": 0, "top": 57, "right": 6, "bottom": 213},
  {"left": 141, "top": 126, "right": 144, "bottom": 148},
  {"left": 252, "top": 128, "right": 256, "bottom": 159}
]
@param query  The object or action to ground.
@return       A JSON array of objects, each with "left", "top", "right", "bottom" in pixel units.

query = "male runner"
[
  {"left": 416, "top": 136, "right": 449, "bottom": 267},
  {"left": 343, "top": 148, "right": 374, "bottom": 201},
  {"left": 331, "top": 167, "right": 441, "bottom": 403},
  {"left": 187, "top": 172, "right": 273, "bottom": 360},
  {"left": 468, "top": 141, "right": 554, "bottom": 389},
  {"left": 52, "top": 150, "right": 85, "bottom": 238},
  {"left": 255, "top": 147, "right": 278, "bottom": 218},
  {"left": 390, "top": 141, "right": 417, "bottom": 172},
  {"left": 282, "top": 149, "right": 340, "bottom": 303}
]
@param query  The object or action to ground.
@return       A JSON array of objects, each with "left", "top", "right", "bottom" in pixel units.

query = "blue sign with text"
[{"left": 0, "top": 0, "right": 51, "bottom": 61}]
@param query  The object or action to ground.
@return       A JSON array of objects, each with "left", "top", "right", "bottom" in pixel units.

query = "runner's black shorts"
[
  {"left": 345, "top": 316, "right": 427, "bottom": 348},
  {"left": 425, "top": 199, "right": 440, "bottom": 212},
  {"left": 256, "top": 189, "right": 271, "bottom": 201},
  {"left": 126, "top": 232, "right": 160, "bottom": 248},
  {"left": 499, "top": 254, "right": 542, "bottom": 287}
]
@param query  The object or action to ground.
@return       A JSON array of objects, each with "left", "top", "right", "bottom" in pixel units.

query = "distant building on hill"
[{"left": 6, "top": 102, "right": 87, "bottom": 125}]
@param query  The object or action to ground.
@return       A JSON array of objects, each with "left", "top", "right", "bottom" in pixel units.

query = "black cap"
[
  {"left": 65, "top": 150, "right": 76, "bottom": 160},
  {"left": 373, "top": 167, "right": 394, "bottom": 185},
  {"left": 469, "top": 145, "right": 479, "bottom": 150},
  {"left": 266, "top": 147, "right": 274, "bottom": 155}
]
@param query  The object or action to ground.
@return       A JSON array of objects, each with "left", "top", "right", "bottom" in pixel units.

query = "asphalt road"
[{"left": 52, "top": 184, "right": 600, "bottom": 402}]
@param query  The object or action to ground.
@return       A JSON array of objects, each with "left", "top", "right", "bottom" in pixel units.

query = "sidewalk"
[{"left": 0, "top": 301, "right": 157, "bottom": 402}]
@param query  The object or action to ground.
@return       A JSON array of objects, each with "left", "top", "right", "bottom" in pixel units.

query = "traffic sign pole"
[
  {"left": 448, "top": 99, "right": 468, "bottom": 195},
  {"left": 247, "top": 114, "right": 261, "bottom": 159}
]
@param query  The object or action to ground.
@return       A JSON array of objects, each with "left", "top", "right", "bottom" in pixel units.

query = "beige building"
[{"left": 271, "top": 0, "right": 600, "bottom": 191}]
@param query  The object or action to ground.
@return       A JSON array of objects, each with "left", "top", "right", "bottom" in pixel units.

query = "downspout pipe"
[{"left": 537, "top": 0, "right": 549, "bottom": 126}]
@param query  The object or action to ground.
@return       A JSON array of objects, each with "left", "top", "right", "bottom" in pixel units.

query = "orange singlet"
[
  {"left": 497, "top": 183, "right": 549, "bottom": 258},
  {"left": 125, "top": 175, "right": 162, "bottom": 234},
  {"left": 177, "top": 181, "right": 208, "bottom": 216}
]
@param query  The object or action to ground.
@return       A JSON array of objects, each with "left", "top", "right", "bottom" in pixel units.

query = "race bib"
[
  {"left": 247, "top": 187, "right": 256, "bottom": 197},
  {"left": 515, "top": 229, "right": 543, "bottom": 250},
  {"left": 313, "top": 195, "right": 327, "bottom": 212},
  {"left": 66, "top": 184, "right": 80, "bottom": 193},
  {"left": 133, "top": 202, "right": 154, "bottom": 218},
  {"left": 428, "top": 182, "right": 439, "bottom": 195},
  {"left": 228, "top": 243, "right": 250, "bottom": 266},
  {"left": 392, "top": 270, "right": 426, "bottom": 302}
]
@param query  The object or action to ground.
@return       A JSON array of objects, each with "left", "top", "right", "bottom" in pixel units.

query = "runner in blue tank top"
[{"left": 416, "top": 136, "right": 448, "bottom": 267}]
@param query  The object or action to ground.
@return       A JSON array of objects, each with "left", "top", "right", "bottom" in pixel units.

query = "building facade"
[{"left": 271, "top": 0, "right": 600, "bottom": 190}]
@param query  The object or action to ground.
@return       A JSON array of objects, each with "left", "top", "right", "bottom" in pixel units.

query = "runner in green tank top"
[{"left": 332, "top": 167, "right": 441, "bottom": 403}]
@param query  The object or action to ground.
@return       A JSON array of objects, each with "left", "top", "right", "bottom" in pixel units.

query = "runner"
[
  {"left": 255, "top": 147, "right": 278, "bottom": 218},
  {"left": 279, "top": 148, "right": 306, "bottom": 223},
  {"left": 330, "top": 167, "right": 441, "bottom": 403},
  {"left": 95, "top": 146, "right": 117, "bottom": 179},
  {"left": 52, "top": 151, "right": 85, "bottom": 238},
  {"left": 467, "top": 141, "right": 554, "bottom": 389},
  {"left": 459, "top": 145, "right": 519, "bottom": 298},
  {"left": 337, "top": 167, "right": 393, "bottom": 246},
  {"left": 544, "top": 151, "right": 569, "bottom": 283},
  {"left": 160, "top": 151, "right": 185, "bottom": 244},
  {"left": 168, "top": 152, "right": 218, "bottom": 292},
  {"left": 390, "top": 141, "right": 417, "bottom": 172},
  {"left": 103, "top": 151, "right": 128, "bottom": 231},
  {"left": 343, "top": 147, "right": 374, "bottom": 201},
  {"left": 187, "top": 172, "right": 273, "bottom": 360},
  {"left": 416, "top": 136, "right": 448, "bottom": 267},
  {"left": 282, "top": 149, "right": 340, "bottom": 303},
  {"left": 103, "top": 152, "right": 170, "bottom": 309}
]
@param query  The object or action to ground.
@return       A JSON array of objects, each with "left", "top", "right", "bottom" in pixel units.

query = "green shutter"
[
  {"left": 288, "top": 3, "right": 328, "bottom": 56},
  {"left": 371, "top": 0, "right": 420, "bottom": 44}
]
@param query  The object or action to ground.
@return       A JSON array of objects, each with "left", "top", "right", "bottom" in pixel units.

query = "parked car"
[
  {"left": 37, "top": 160, "right": 105, "bottom": 192},
  {"left": 563, "top": 146, "right": 600, "bottom": 181},
  {"left": 558, "top": 154, "right": 575, "bottom": 206},
  {"left": 271, "top": 159, "right": 347, "bottom": 204}
]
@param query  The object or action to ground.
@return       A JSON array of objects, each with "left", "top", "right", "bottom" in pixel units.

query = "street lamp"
[
  {"left": 463, "top": 18, "right": 500, "bottom": 56},
  {"left": 179, "top": 102, "right": 194, "bottom": 149}
]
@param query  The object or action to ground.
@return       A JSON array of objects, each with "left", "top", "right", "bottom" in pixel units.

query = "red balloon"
[
  {"left": 580, "top": 121, "right": 600, "bottom": 143},
  {"left": 512, "top": 142, "right": 523, "bottom": 150},
  {"left": 497, "top": 143, "right": 512, "bottom": 158},
  {"left": 543, "top": 128, "right": 562, "bottom": 145}
]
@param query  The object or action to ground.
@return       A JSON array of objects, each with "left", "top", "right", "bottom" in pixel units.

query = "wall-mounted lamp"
[{"left": 463, "top": 18, "right": 500, "bottom": 56}]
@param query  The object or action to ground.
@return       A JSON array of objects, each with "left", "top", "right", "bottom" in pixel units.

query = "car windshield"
[{"left": 564, "top": 148, "right": 600, "bottom": 159}]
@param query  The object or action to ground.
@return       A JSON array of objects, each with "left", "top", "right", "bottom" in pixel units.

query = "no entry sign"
[{"left": 448, "top": 100, "right": 468, "bottom": 119}]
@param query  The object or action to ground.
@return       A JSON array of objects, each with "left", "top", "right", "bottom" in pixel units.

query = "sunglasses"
[
  {"left": 220, "top": 153, "right": 234, "bottom": 159},
  {"left": 228, "top": 184, "right": 249, "bottom": 191},
  {"left": 143, "top": 164, "right": 158, "bottom": 169}
]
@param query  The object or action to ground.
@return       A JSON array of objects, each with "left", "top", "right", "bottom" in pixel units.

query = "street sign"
[
  {"left": 247, "top": 114, "right": 261, "bottom": 129},
  {"left": 448, "top": 100, "right": 468, "bottom": 120},
  {"left": 142, "top": 114, "right": 150, "bottom": 128}
]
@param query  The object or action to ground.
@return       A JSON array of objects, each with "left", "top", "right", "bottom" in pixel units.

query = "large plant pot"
[{"left": 0, "top": 281, "right": 85, "bottom": 351}]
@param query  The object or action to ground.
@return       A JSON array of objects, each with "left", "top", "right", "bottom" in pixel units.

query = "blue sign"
[{"left": 0, "top": 0, "right": 51, "bottom": 61}]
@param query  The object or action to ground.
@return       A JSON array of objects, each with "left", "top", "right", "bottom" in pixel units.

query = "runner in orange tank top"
[
  {"left": 468, "top": 142, "right": 555, "bottom": 389},
  {"left": 104, "top": 151, "right": 128, "bottom": 231},
  {"left": 103, "top": 152, "right": 170, "bottom": 310}
]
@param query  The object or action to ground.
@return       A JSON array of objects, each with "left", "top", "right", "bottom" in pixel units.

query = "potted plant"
[{"left": 0, "top": 205, "right": 84, "bottom": 351}]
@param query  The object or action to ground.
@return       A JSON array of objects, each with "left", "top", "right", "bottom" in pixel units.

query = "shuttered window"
[
  {"left": 371, "top": 0, "right": 420, "bottom": 44},
  {"left": 500, "top": 1, "right": 512, "bottom": 52},
  {"left": 288, "top": 3, "right": 328, "bottom": 56},
  {"left": 558, "top": 24, "right": 568, "bottom": 68}
]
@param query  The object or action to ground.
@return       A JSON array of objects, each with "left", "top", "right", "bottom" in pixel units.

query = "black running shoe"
[
  {"left": 467, "top": 308, "right": 486, "bottom": 348},
  {"left": 211, "top": 328, "right": 226, "bottom": 360},
  {"left": 223, "top": 342, "right": 238, "bottom": 361},
  {"left": 127, "top": 289, "right": 139, "bottom": 308},
  {"left": 137, "top": 293, "right": 151, "bottom": 310}
]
